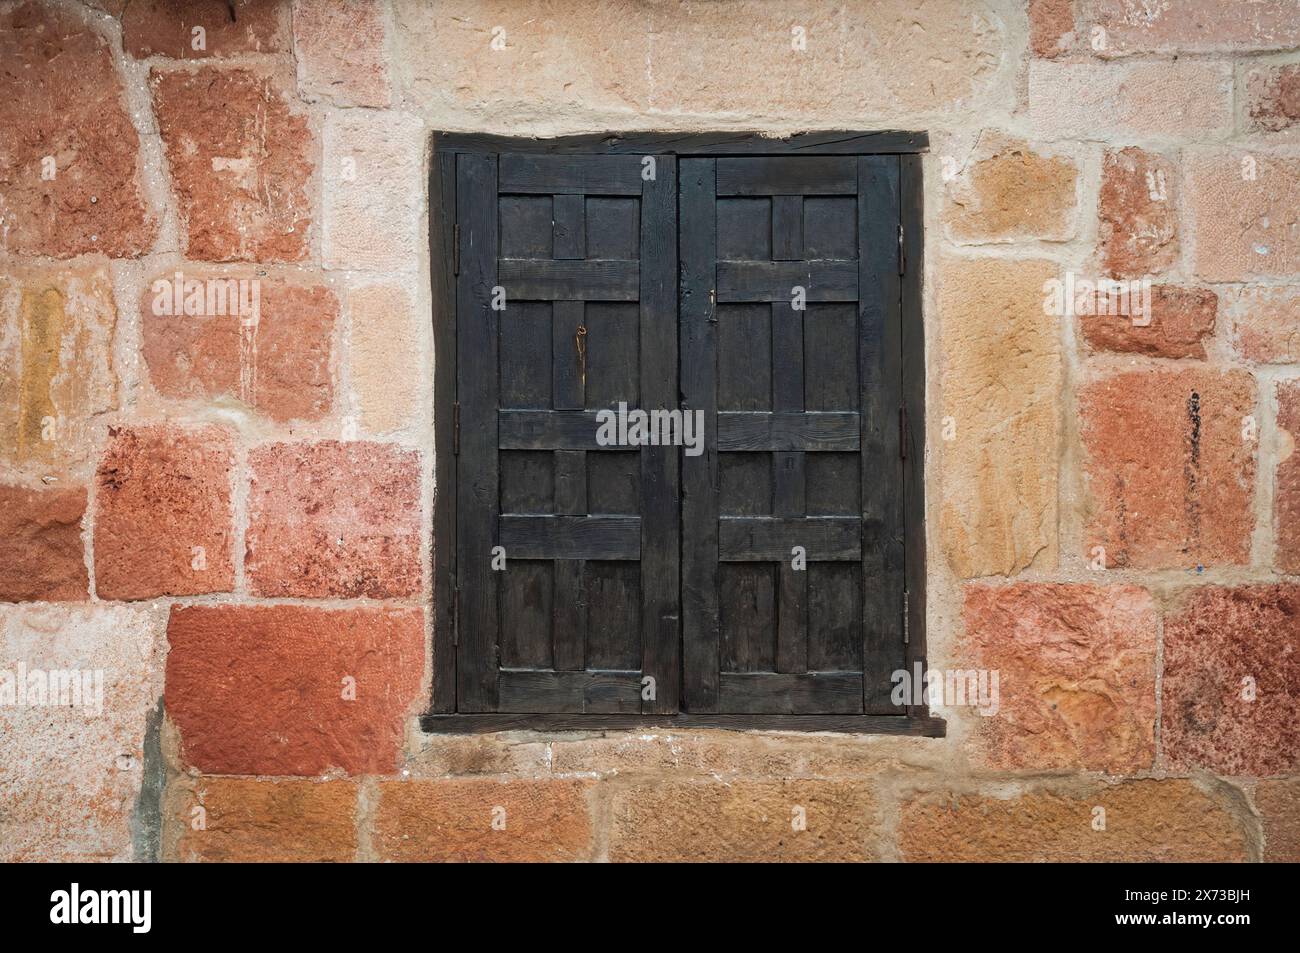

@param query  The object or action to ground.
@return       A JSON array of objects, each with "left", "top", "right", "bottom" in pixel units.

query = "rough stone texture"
[
  {"left": 348, "top": 283, "right": 420, "bottom": 434},
  {"left": 394, "top": 0, "right": 1006, "bottom": 124},
  {"left": 0, "top": 3, "right": 155, "bottom": 259},
  {"left": 1276, "top": 382, "right": 1300, "bottom": 573},
  {"left": 899, "top": 781, "right": 1248, "bottom": 862},
  {"left": 1080, "top": 285, "right": 1217, "bottom": 359},
  {"left": 547, "top": 730, "right": 916, "bottom": 779},
  {"left": 939, "top": 258, "right": 1060, "bottom": 578},
  {"left": 166, "top": 778, "right": 357, "bottom": 862},
  {"left": 1083, "top": 0, "right": 1300, "bottom": 55},
  {"left": 608, "top": 779, "right": 879, "bottom": 862},
  {"left": 1256, "top": 780, "right": 1300, "bottom": 862},
  {"left": 962, "top": 584, "right": 1157, "bottom": 773},
  {"left": 375, "top": 779, "right": 592, "bottom": 862},
  {"left": 245, "top": 440, "right": 423, "bottom": 598},
  {"left": 1186, "top": 152, "right": 1300, "bottom": 281},
  {"left": 1028, "top": 60, "right": 1233, "bottom": 140},
  {"left": 0, "top": 269, "right": 118, "bottom": 479},
  {"left": 141, "top": 274, "right": 338, "bottom": 423},
  {"left": 1098, "top": 147, "right": 1179, "bottom": 277},
  {"left": 1247, "top": 63, "right": 1300, "bottom": 131},
  {"left": 322, "top": 111, "right": 423, "bottom": 272},
  {"left": 405, "top": 735, "right": 553, "bottom": 777},
  {"left": 1030, "top": 0, "right": 1077, "bottom": 58},
  {"left": 122, "top": 0, "right": 289, "bottom": 59},
  {"left": 293, "top": 0, "right": 392, "bottom": 107},
  {"left": 1163, "top": 586, "right": 1300, "bottom": 777},
  {"left": 151, "top": 66, "right": 313, "bottom": 263},
  {"left": 0, "top": 604, "right": 165, "bottom": 862},
  {"left": 0, "top": 485, "right": 88, "bottom": 603},
  {"left": 945, "top": 134, "right": 1078, "bottom": 243},
  {"left": 93, "top": 426, "right": 236, "bottom": 600},
  {"left": 165, "top": 605, "right": 424, "bottom": 776},
  {"left": 1229, "top": 285, "right": 1300, "bottom": 364},
  {"left": 1079, "top": 369, "right": 1256, "bottom": 570}
]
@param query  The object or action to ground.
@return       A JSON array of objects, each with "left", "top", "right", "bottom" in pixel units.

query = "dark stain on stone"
[
  {"left": 130, "top": 698, "right": 166, "bottom": 863},
  {"left": 1183, "top": 390, "right": 1202, "bottom": 557}
]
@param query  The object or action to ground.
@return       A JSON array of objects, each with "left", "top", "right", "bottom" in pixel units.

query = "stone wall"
[{"left": 1, "top": 0, "right": 1298, "bottom": 861}]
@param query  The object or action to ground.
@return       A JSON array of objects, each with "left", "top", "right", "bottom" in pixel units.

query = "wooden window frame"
[{"left": 423, "top": 131, "right": 942, "bottom": 737}]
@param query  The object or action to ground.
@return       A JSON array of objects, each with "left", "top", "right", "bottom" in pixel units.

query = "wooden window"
[{"left": 425, "top": 133, "right": 940, "bottom": 736}]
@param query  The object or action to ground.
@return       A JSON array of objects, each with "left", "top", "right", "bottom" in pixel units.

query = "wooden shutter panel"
[
  {"left": 680, "top": 156, "right": 905, "bottom": 715},
  {"left": 455, "top": 153, "right": 680, "bottom": 714}
]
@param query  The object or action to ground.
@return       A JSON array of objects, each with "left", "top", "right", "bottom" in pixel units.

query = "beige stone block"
[{"left": 939, "top": 258, "right": 1061, "bottom": 578}]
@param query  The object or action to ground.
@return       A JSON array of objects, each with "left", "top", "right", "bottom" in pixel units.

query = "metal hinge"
[
  {"left": 903, "top": 589, "right": 910, "bottom": 644},
  {"left": 897, "top": 223, "right": 905, "bottom": 276},
  {"left": 899, "top": 405, "right": 907, "bottom": 460},
  {"left": 453, "top": 223, "right": 460, "bottom": 275},
  {"left": 453, "top": 401, "right": 460, "bottom": 455}
]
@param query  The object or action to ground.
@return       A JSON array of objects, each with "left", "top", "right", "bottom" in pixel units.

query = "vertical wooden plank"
[
  {"left": 500, "top": 560, "right": 553, "bottom": 668},
  {"left": 772, "top": 291, "right": 807, "bottom": 675},
  {"left": 719, "top": 564, "right": 776, "bottom": 671},
  {"left": 680, "top": 157, "right": 720, "bottom": 712},
  {"left": 777, "top": 562, "right": 808, "bottom": 674},
  {"left": 456, "top": 152, "right": 500, "bottom": 712},
  {"left": 900, "top": 153, "right": 928, "bottom": 718},
  {"left": 771, "top": 195, "right": 803, "bottom": 261},
  {"left": 858, "top": 155, "right": 903, "bottom": 714},
  {"left": 430, "top": 143, "right": 458, "bottom": 712},
  {"left": 586, "top": 562, "right": 642, "bottom": 669},
  {"left": 553, "top": 193, "right": 586, "bottom": 259},
  {"left": 554, "top": 450, "right": 587, "bottom": 514},
  {"left": 552, "top": 300, "right": 585, "bottom": 410},
  {"left": 639, "top": 154, "right": 680, "bottom": 714},
  {"left": 552, "top": 559, "right": 586, "bottom": 671}
]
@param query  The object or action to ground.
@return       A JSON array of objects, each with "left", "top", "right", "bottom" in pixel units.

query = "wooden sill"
[{"left": 421, "top": 712, "right": 946, "bottom": 736}]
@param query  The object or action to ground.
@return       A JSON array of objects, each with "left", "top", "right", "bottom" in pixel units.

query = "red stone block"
[
  {"left": 141, "top": 274, "right": 337, "bottom": 423},
  {"left": 1086, "top": 0, "right": 1300, "bottom": 55},
  {"left": 1098, "top": 147, "right": 1178, "bottom": 278},
  {"left": 1030, "top": 0, "right": 1076, "bottom": 58},
  {"left": 1080, "top": 369, "right": 1256, "bottom": 569},
  {"left": 1080, "top": 285, "right": 1217, "bottom": 360},
  {"left": 0, "top": 3, "right": 155, "bottom": 258},
  {"left": 0, "top": 486, "right": 88, "bottom": 602},
  {"left": 1275, "top": 381, "right": 1300, "bottom": 573},
  {"left": 246, "top": 441, "right": 422, "bottom": 598},
  {"left": 963, "top": 583, "right": 1157, "bottom": 772},
  {"left": 1247, "top": 63, "right": 1300, "bottom": 131},
  {"left": 93, "top": 426, "right": 235, "bottom": 600},
  {"left": 150, "top": 66, "right": 313, "bottom": 263},
  {"left": 1163, "top": 586, "right": 1300, "bottom": 777},
  {"left": 165, "top": 604, "right": 425, "bottom": 775},
  {"left": 122, "top": 0, "right": 289, "bottom": 59}
]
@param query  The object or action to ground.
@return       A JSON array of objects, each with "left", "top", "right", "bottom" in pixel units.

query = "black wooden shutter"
[
  {"left": 679, "top": 156, "right": 905, "bottom": 715},
  {"left": 455, "top": 153, "right": 680, "bottom": 714}
]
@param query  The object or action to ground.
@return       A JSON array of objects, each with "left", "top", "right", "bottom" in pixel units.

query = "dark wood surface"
[
  {"left": 433, "top": 130, "right": 929, "bottom": 156},
  {"left": 454, "top": 152, "right": 500, "bottom": 712},
  {"left": 432, "top": 132, "right": 928, "bottom": 730},
  {"left": 858, "top": 155, "right": 905, "bottom": 714},
  {"left": 679, "top": 158, "right": 721, "bottom": 712},
  {"left": 423, "top": 712, "right": 947, "bottom": 735},
  {"left": 429, "top": 146, "right": 457, "bottom": 712},
  {"left": 901, "top": 153, "right": 929, "bottom": 717}
]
